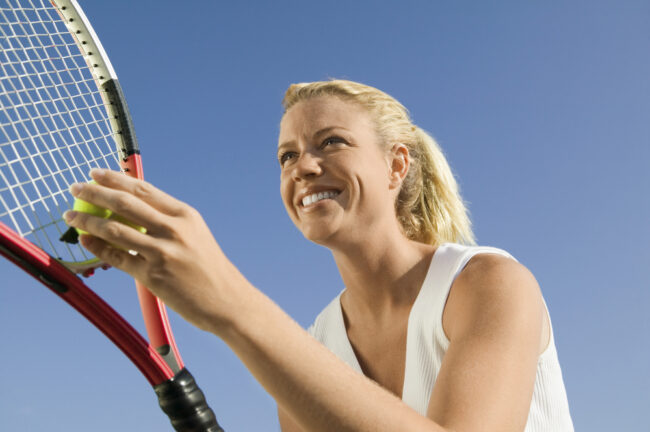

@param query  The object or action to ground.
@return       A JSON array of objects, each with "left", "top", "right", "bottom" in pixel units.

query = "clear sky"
[{"left": 1, "top": 0, "right": 648, "bottom": 430}]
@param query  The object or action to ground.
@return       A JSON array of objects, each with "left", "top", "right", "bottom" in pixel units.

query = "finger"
[
  {"left": 70, "top": 181, "right": 168, "bottom": 234},
  {"left": 79, "top": 234, "right": 144, "bottom": 277},
  {"left": 89, "top": 168, "right": 188, "bottom": 217},
  {"left": 64, "top": 210, "right": 158, "bottom": 257}
]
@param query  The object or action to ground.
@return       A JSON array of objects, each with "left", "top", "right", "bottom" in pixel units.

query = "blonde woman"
[{"left": 65, "top": 80, "right": 573, "bottom": 431}]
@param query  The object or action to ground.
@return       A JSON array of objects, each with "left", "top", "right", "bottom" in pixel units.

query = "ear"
[{"left": 387, "top": 143, "right": 409, "bottom": 190}]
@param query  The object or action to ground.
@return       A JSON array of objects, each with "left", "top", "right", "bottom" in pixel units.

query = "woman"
[{"left": 64, "top": 80, "right": 573, "bottom": 431}]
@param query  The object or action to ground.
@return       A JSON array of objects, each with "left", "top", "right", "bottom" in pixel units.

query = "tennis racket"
[{"left": 0, "top": 1, "right": 224, "bottom": 430}]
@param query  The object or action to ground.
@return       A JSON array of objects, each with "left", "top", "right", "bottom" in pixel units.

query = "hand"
[{"left": 64, "top": 168, "right": 244, "bottom": 333}]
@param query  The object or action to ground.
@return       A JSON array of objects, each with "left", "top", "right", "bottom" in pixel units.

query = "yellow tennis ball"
[
  {"left": 73, "top": 197, "right": 112, "bottom": 218},
  {"left": 72, "top": 196, "right": 112, "bottom": 235},
  {"left": 70, "top": 181, "right": 146, "bottom": 235}
]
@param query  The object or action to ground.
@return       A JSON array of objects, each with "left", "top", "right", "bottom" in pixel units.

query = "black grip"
[{"left": 154, "top": 368, "right": 224, "bottom": 432}]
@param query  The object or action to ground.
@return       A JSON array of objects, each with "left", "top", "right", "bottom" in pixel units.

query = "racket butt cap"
[{"left": 154, "top": 368, "right": 224, "bottom": 432}]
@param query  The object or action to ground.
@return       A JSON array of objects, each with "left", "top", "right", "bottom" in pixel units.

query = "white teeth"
[{"left": 302, "top": 190, "right": 339, "bottom": 206}]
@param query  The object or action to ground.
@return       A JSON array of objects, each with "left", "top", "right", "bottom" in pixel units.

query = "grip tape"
[{"left": 154, "top": 368, "right": 224, "bottom": 432}]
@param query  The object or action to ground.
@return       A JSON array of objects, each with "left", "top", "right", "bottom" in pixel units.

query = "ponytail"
[{"left": 396, "top": 127, "right": 475, "bottom": 245}]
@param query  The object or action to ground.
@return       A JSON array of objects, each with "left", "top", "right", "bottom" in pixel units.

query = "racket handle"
[{"left": 154, "top": 368, "right": 224, "bottom": 432}]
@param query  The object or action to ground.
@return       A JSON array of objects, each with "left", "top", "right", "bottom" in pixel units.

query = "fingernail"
[
  {"left": 89, "top": 168, "right": 106, "bottom": 179},
  {"left": 63, "top": 210, "right": 77, "bottom": 222},
  {"left": 70, "top": 183, "right": 83, "bottom": 196}
]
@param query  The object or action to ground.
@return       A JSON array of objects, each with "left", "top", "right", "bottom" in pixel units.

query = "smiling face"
[{"left": 279, "top": 96, "right": 402, "bottom": 246}]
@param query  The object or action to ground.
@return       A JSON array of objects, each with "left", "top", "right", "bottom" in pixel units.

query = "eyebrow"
[{"left": 278, "top": 126, "right": 351, "bottom": 152}]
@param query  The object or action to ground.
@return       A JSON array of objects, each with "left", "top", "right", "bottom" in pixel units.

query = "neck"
[{"left": 330, "top": 224, "right": 436, "bottom": 319}]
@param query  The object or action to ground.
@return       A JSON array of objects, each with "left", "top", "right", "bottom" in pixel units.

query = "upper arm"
[
  {"left": 426, "top": 254, "right": 545, "bottom": 432},
  {"left": 278, "top": 405, "right": 304, "bottom": 432}
]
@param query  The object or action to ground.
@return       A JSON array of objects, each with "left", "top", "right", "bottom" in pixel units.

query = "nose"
[{"left": 291, "top": 151, "right": 323, "bottom": 181}]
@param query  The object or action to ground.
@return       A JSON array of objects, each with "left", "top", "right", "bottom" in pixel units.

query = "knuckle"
[
  {"left": 105, "top": 248, "right": 125, "bottom": 267},
  {"left": 73, "top": 211, "right": 89, "bottom": 225},
  {"left": 182, "top": 204, "right": 200, "bottom": 219},
  {"left": 133, "top": 181, "right": 153, "bottom": 200},
  {"left": 104, "top": 221, "right": 123, "bottom": 238},
  {"left": 159, "top": 218, "right": 179, "bottom": 238},
  {"left": 81, "top": 182, "right": 97, "bottom": 197},
  {"left": 167, "top": 199, "right": 194, "bottom": 218},
  {"left": 113, "top": 194, "right": 132, "bottom": 212},
  {"left": 152, "top": 244, "right": 181, "bottom": 268},
  {"left": 72, "top": 212, "right": 92, "bottom": 231}
]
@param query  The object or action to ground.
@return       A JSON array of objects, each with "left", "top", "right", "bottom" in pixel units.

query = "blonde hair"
[{"left": 282, "top": 79, "right": 476, "bottom": 246}]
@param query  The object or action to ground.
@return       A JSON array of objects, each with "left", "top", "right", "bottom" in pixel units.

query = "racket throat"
[{"left": 156, "top": 344, "right": 182, "bottom": 374}]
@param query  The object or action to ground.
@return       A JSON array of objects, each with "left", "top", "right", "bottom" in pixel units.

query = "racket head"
[{"left": 0, "top": 0, "right": 139, "bottom": 274}]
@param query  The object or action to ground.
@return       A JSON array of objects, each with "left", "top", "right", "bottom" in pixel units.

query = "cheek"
[
  {"left": 356, "top": 155, "right": 388, "bottom": 187},
  {"left": 279, "top": 175, "right": 297, "bottom": 216},
  {"left": 279, "top": 178, "right": 289, "bottom": 205},
  {"left": 354, "top": 161, "right": 392, "bottom": 210}
]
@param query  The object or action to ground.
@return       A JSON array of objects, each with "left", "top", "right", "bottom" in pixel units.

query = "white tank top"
[{"left": 308, "top": 243, "right": 574, "bottom": 432}]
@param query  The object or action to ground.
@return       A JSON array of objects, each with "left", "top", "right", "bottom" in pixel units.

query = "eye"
[
  {"left": 279, "top": 151, "right": 296, "bottom": 166},
  {"left": 321, "top": 136, "right": 346, "bottom": 148}
]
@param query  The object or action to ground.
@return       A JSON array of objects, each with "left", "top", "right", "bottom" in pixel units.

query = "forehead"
[{"left": 279, "top": 96, "right": 373, "bottom": 143}]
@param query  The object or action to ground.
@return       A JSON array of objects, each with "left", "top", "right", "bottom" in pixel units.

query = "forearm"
[{"left": 213, "top": 282, "right": 446, "bottom": 432}]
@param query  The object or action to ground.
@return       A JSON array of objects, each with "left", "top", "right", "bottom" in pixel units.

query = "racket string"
[{"left": 1, "top": 0, "right": 120, "bottom": 263}]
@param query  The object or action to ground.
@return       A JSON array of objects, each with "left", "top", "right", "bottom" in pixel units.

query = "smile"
[{"left": 302, "top": 190, "right": 340, "bottom": 207}]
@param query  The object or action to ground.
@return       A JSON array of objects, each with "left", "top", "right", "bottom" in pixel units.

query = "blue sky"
[{"left": 1, "top": 0, "right": 648, "bottom": 430}]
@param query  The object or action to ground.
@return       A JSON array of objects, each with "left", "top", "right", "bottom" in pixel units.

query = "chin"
[
  {"left": 299, "top": 221, "right": 343, "bottom": 245},
  {"left": 301, "top": 229, "right": 335, "bottom": 246}
]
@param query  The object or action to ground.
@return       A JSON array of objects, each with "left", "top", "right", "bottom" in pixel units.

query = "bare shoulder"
[
  {"left": 443, "top": 253, "right": 546, "bottom": 345},
  {"left": 458, "top": 253, "right": 539, "bottom": 295}
]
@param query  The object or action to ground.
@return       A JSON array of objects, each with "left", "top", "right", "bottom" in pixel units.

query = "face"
[{"left": 278, "top": 96, "right": 401, "bottom": 246}]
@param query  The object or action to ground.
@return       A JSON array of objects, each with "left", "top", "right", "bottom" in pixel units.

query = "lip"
[{"left": 295, "top": 185, "right": 343, "bottom": 208}]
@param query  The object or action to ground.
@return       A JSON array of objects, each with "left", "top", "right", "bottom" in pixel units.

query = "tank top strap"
[{"left": 402, "top": 243, "right": 516, "bottom": 413}]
